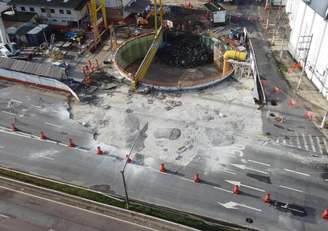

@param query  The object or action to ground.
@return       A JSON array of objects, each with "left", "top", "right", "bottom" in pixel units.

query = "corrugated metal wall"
[{"left": 287, "top": 0, "right": 328, "bottom": 99}]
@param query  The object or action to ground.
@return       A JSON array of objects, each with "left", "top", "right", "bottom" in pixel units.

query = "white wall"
[
  {"left": 286, "top": 0, "right": 328, "bottom": 98},
  {"left": 15, "top": 4, "right": 87, "bottom": 26}
]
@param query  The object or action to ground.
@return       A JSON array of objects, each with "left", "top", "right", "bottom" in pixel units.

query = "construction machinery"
[
  {"left": 88, "top": 0, "right": 108, "bottom": 51},
  {"left": 131, "top": 0, "right": 164, "bottom": 91}
]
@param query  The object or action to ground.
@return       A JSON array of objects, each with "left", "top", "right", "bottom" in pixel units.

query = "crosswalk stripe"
[
  {"left": 323, "top": 138, "right": 328, "bottom": 155},
  {"left": 296, "top": 135, "right": 301, "bottom": 148},
  {"left": 302, "top": 134, "right": 309, "bottom": 151},
  {"left": 316, "top": 137, "right": 323, "bottom": 154},
  {"left": 309, "top": 135, "right": 316, "bottom": 153}
]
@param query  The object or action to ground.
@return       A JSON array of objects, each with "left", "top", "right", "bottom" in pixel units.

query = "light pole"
[{"left": 120, "top": 122, "right": 148, "bottom": 209}]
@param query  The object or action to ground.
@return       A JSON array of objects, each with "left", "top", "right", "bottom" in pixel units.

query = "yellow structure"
[
  {"left": 131, "top": 0, "right": 164, "bottom": 91},
  {"left": 88, "top": 0, "right": 108, "bottom": 50},
  {"left": 223, "top": 50, "right": 247, "bottom": 75}
]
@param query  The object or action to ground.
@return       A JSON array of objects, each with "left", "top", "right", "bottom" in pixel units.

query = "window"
[
  {"left": 50, "top": 9, "right": 55, "bottom": 13},
  {"left": 41, "top": 8, "right": 46, "bottom": 13},
  {"left": 59, "top": 9, "right": 64, "bottom": 14},
  {"left": 66, "top": 9, "right": 71, "bottom": 15},
  {"left": 53, "top": 19, "right": 57, "bottom": 22},
  {"left": 20, "top": 6, "right": 25, "bottom": 11},
  {"left": 29, "top": 7, "right": 34, "bottom": 12}
]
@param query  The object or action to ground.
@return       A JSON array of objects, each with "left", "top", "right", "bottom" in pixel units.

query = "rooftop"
[
  {"left": 9, "top": 0, "right": 88, "bottom": 10},
  {"left": 0, "top": 57, "right": 65, "bottom": 80}
]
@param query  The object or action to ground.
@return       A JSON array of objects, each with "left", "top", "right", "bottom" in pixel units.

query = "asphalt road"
[
  {"left": 0, "top": 186, "right": 154, "bottom": 231},
  {"left": 0, "top": 3, "right": 328, "bottom": 231}
]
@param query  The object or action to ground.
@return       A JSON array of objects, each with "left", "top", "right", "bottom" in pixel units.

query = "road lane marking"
[
  {"left": 225, "top": 180, "right": 265, "bottom": 192},
  {"left": 1, "top": 111, "right": 16, "bottom": 116},
  {"left": 296, "top": 135, "right": 301, "bottom": 148},
  {"left": 0, "top": 186, "right": 158, "bottom": 231},
  {"left": 218, "top": 201, "right": 262, "bottom": 212},
  {"left": 231, "top": 164, "right": 269, "bottom": 175},
  {"left": 0, "top": 214, "right": 10, "bottom": 219},
  {"left": 309, "top": 135, "right": 316, "bottom": 153},
  {"left": 45, "top": 122, "right": 62, "bottom": 128},
  {"left": 324, "top": 179, "right": 328, "bottom": 182},
  {"left": 284, "top": 168, "right": 310, "bottom": 177},
  {"left": 316, "top": 137, "right": 323, "bottom": 154},
  {"left": 279, "top": 185, "right": 303, "bottom": 193},
  {"left": 247, "top": 159, "right": 271, "bottom": 167},
  {"left": 302, "top": 134, "right": 309, "bottom": 151},
  {"left": 213, "top": 186, "right": 232, "bottom": 194},
  {"left": 223, "top": 170, "right": 236, "bottom": 175},
  {"left": 10, "top": 99, "right": 22, "bottom": 104}
]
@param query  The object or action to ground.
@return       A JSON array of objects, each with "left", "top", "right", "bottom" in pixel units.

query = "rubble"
[{"left": 158, "top": 32, "right": 213, "bottom": 68}]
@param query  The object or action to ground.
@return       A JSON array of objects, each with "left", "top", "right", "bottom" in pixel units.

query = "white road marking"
[
  {"left": 0, "top": 186, "right": 158, "bottom": 231},
  {"left": 279, "top": 185, "right": 304, "bottom": 193},
  {"left": 45, "top": 122, "right": 62, "bottom": 128},
  {"left": 316, "top": 137, "right": 323, "bottom": 154},
  {"left": 247, "top": 159, "right": 271, "bottom": 167},
  {"left": 275, "top": 138, "right": 280, "bottom": 143},
  {"left": 302, "top": 134, "right": 309, "bottom": 151},
  {"left": 323, "top": 138, "right": 328, "bottom": 154},
  {"left": 225, "top": 180, "right": 266, "bottom": 192},
  {"left": 296, "top": 135, "right": 301, "bottom": 148},
  {"left": 0, "top": 214, "right": 10, "bottom": 219},
  {"left": 324, "top": 179, "right": 328, "bottom": 182},
  {"left": 39, "top": 156, "right": 55, "bottom": 160},
  {"left": 284, "top": 168, "right": 310, "bottom": 177},
  {"left": 283, "top": 139, "right": 287, "bottom": 145},
  {"left": 309, "top": 135, "right": 316, "bottom": 153},
  {"left": 231, "top": 164, "right": 269, "bottom": 175},
  {"left": 213, "top": 186, "right": 232, "bottom": 194},
  {"left": 10, "top": 99, "right": 22, "bottom": 104},
  {"left": 1, "top": 111, "right": 16, "bottom": 116},
  {"left": 218, "top": 201, "right": 262, "bottom": 212},
  {"left": 223, "top": 170, "right": 236, "bottom": 175}
]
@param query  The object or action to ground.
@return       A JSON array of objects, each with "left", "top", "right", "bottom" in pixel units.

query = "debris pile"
[{"left": 158, "top": 32, "right": 213, "bottom": 68}]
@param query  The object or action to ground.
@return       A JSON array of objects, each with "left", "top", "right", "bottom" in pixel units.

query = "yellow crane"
[
  {"left": 88, "top": 0, "right": 108, "bottom": 50},
  {"left": 131, "top": 0, "right": 164, "bottom": 91}
]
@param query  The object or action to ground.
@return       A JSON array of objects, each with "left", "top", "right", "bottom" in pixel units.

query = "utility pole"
[{"left": 120, "top": 122, "right": 148, "bottom": 209}]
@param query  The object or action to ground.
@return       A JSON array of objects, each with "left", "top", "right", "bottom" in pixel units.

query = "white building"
[
  {"left": 9, "top": 0, "right": 88, "bottom": 27},
  {"left": 286, "top": 0, "right": 328, "bottom": 98}
]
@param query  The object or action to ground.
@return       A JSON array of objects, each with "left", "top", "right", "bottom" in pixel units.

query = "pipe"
[{"left": 223, "top": 50, "right": 247, "bottom": 75}]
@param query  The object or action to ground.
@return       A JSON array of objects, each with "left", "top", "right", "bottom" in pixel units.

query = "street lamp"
[{"left": 120, "top": 122, "right": 148, "bottom": 209}]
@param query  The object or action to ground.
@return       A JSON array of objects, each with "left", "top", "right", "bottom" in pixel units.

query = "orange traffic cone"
[
  {"left": 288, "top": 99, "right": 296, "bottom": 108},
  {"left": 272, "top": 86, "right": 280, "bottom": 93},
  {"left": 193, "top": 173, "right": 200, "bottom": 183},
  {"left": 126, "top": 155, "right": 132, "bottom": 163},
  {"left": 40, "top": 131, "right": 47, "bottom": 140},
  {"left": 321, "top": 209, "right": 328, "bottom": 219},
  {"left": 68, "top": 138, "right": 75, "bottom": 148},
  {"left": 11, "top": 123, "right": 17, "bottom": 132},
  {"left": 232, "top": 185, "right": 240, "bottom": 194},
  {"left": 262, "top": 193, "right": 271, "bottom": 203},
  {"left": 304, "top": 111, "right": 313, "bottom": 120},
  {"left": 260, "top": 79, "right": 268, "bottom": 87},
  {"left": 160, "top": 163, "right": 166, "bottom": 172},
  {"left": 96, "top": 146, "right": 103, "bottom": 155}
]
